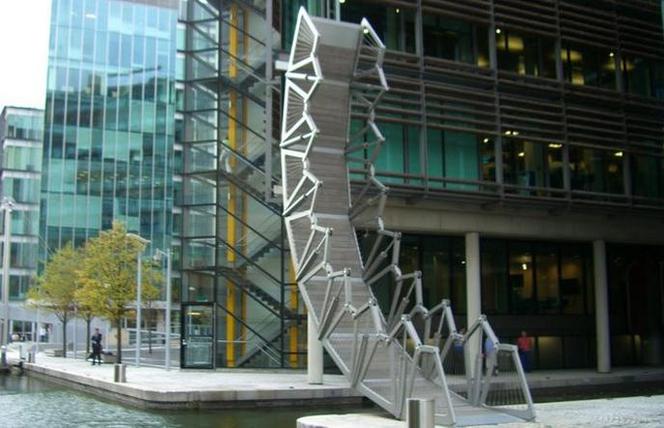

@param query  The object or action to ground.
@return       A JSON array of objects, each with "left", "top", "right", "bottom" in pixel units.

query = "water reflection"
[{"left": 0, "top": 375, "right": 375, "bottom": 428}]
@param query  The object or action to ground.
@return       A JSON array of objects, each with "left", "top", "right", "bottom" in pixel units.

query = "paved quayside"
[{"left": 298, "top": 394, "right": 664, "bottom": 427}]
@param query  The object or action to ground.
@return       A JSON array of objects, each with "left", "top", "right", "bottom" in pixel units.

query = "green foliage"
[
  {"left": 29, "top": 243, "right": 81, "bottom": 357},
  {"left": 76, "top": 221, "right": 161, "bottom": 362},
  {"left": 76, "top": 221, "right": 157, "bottom": 318},
  {"left": 30, "top": 221, "right": 163, "bottom": 361},
  {"left": 29, "top": 243, "right": 79, "bottom": 323}
]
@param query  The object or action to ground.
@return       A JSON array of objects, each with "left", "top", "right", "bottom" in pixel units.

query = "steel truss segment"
[{"left": 288, "top": 8, "right": 320, "bottom": 69}]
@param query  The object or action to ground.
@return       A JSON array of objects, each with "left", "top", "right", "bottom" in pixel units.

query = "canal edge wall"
[{"left": 23, "top": 362, "right": 365, "bottom": 410}]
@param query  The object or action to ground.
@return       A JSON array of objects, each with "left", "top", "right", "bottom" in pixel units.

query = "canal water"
[{"left": 0, "top": 374, "right": 375, "bottom": 428}]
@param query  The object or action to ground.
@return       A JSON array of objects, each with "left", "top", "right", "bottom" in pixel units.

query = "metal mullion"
[
  {"left": 180, "top": 0, "right": 198, "bottom": 325},
  {"left": 264, "top": 0, "right": 274, "bottom": 202},
  {"left": 531, "top": 243, "right": 538, "bottom": 316},
  {"left": 427, "top": 104, "right": 496, "bottom": 119},
  {"left": 83, "top": 0, "right": 101, "bottom": 243},
  {"left": 182, "top": 47, "right": 218, "bottom": 55},
  {"left": 557, "top": 246, "right": 563, "bottom": 316},
  {"left": 180, "top": 17, "right": 218, "bottom": 26},
  {"left": 426, "top": 112, "right": 501, "bottom": 128}
]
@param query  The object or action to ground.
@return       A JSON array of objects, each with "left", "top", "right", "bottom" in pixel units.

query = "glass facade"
[
  {"left": 562, "top": 43, "right": 616, "bottom": 89},
  {"left": 359, "top": 232, "right": 601, "bottom": 369},
  {"left": 341, "top": 1, "right": 416, "bottom": 53},
  {"left": 40, "top": 0, "right": 178, "bottom": 255},
  {"left": 0, "top": 107, "right": 44, "bottom": 301},
  {"left": 284, "top": 0, "right": 664, "bottom": 209},
  {"left": 378, "top": 233, "right": 598, "bottom": 369},
  {"left": 497, "top": 29, "right": 556, "bottom": 78}
]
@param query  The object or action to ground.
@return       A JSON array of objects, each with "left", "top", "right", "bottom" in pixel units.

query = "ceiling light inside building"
[
  {"left": 521, "top": 263, "right": 528, "bottom": 270},
  {"left": 483, "top": 138, "right": 490, "bottom": 143},
  {"left": 548, "top": 143, "right": 563, "bottom": 149},
  {"left": 396, "top": 8, "right": 400, "bottom": 14},
  {"left": 518, "top": 151, "right": 525, "bottom": 157},
  {"left": 496, "top": 28, "right": 502, "bottom": 34},
  {"left": 614, "top": 151, "right": 623, "bottom": 157}
]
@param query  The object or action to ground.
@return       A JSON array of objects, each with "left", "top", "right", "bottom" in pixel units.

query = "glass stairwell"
[{"left": 179, "top": 0, "right": 304, "bottom": 368}]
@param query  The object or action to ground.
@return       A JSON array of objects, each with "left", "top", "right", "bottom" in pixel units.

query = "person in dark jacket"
[{"left": 91, "top": 328, "right": 103, "bottom": 366}]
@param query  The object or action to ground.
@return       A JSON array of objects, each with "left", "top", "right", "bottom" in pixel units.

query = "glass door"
[{"left": 181, "top": 304, "right": 215, "bottom": 368}]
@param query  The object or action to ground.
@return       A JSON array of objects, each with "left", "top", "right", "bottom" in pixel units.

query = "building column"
[
  {"left": 465, "top": 232, "right": 481, "bottom": 376},
  {"left": 593, "top": 240, "right": 611, "bottom": 373},
  {"left": 307, "top": 312, "right": 323, "bottom": 384}
]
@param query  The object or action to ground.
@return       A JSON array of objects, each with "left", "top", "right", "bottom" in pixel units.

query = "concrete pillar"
[
  {"left": 593, "top": 240, "right": 611, "bottom": 373},
  {"left": 465, "top": 232, "right": 481, "bottom": 376},
  {"left": 307, "top": 312, "right": 323, "bottom": 384}
]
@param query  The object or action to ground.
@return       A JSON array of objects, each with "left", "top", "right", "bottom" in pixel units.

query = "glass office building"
[
  {"left": 40, "top": 0, "right": 178, "bottom": 255},
  {"left": 0, "top": 106, "right": 43, "bottom": 300},
  {"left": 328, "top": 0, "right": 664, "bottom": 370},
  {"left": 0, "top": 106, "right": 44, "bottom": 339}
]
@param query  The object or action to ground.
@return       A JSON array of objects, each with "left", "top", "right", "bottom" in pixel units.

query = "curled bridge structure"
[{"left": 280, "top": 8, "right": 536, "bottom": 426}]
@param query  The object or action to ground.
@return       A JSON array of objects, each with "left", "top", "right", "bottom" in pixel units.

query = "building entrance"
[{"left": 181, "top": 304, "right": 215, "bottom": 368}]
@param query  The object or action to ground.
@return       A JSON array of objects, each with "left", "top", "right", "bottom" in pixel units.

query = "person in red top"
[{"left": 517, "top": 331, "right": 532, "bottom": 372}]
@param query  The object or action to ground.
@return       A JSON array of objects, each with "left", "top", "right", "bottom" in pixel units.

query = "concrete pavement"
[{"left": 297, "top": 395, "right": 664, "bottom": 427}]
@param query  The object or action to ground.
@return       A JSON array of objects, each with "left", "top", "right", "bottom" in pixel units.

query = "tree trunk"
[
  {"left": 116, "top": 318, "right": 122, "bottom": 364},
  {"left": 62, "top": 313, "right": 68, "bottom": 358},
  {"left": 148, "top": 310, "right": 152, "bottom": 354},
  {"left": 85, "top": 318, "right": 91, "bottom": 356}
]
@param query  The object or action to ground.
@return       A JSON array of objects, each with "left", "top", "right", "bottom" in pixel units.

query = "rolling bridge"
[{"left": 280, "top": 8, "right": 536, "bottom": 426}]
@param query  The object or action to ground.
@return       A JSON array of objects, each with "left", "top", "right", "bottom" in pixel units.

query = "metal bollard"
[
  {"left": 407, "top": 398, "right": 435, "bottom": 428},
  {"left": 0, "top": 345, "right": 6, "bottom": 367},
  {"left": 114, "top": 363, "right": 127, "bottom": 383}
]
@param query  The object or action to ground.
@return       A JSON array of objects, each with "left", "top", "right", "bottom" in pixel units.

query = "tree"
[
  {"left": 76, "top": 221, "right": 160, "bottom": 364},
  {"left": 29, "top": 244, "right": 80, "bottom": 358},
  {"left": 77, "top": 300, "right": 96, "bottom": 357}
]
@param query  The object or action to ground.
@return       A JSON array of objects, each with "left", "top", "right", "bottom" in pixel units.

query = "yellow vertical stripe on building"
[{"left": 240, "top": 13, "right": 249, "bottom": 354}]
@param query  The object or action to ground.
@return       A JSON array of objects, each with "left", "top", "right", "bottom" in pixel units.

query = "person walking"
[
  {"left": 91, "top": 328, "right": 103, "bottom": 366},
  {"left": 517, "top": 330, "right": 532, "bottom": 372},
  {"left": 484, "top": 335, "right": 498, "bottom": 376}
]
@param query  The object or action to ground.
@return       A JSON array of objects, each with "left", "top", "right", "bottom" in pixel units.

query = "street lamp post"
[
  {"left": 154, "top": 249, "right": 172, "bottom": 370},
  {"left": 1, "top": 197, "right": 15, "bottom": 346},
  {"left": 126, "top": 233, "right": 150, "bottom": 368}
]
